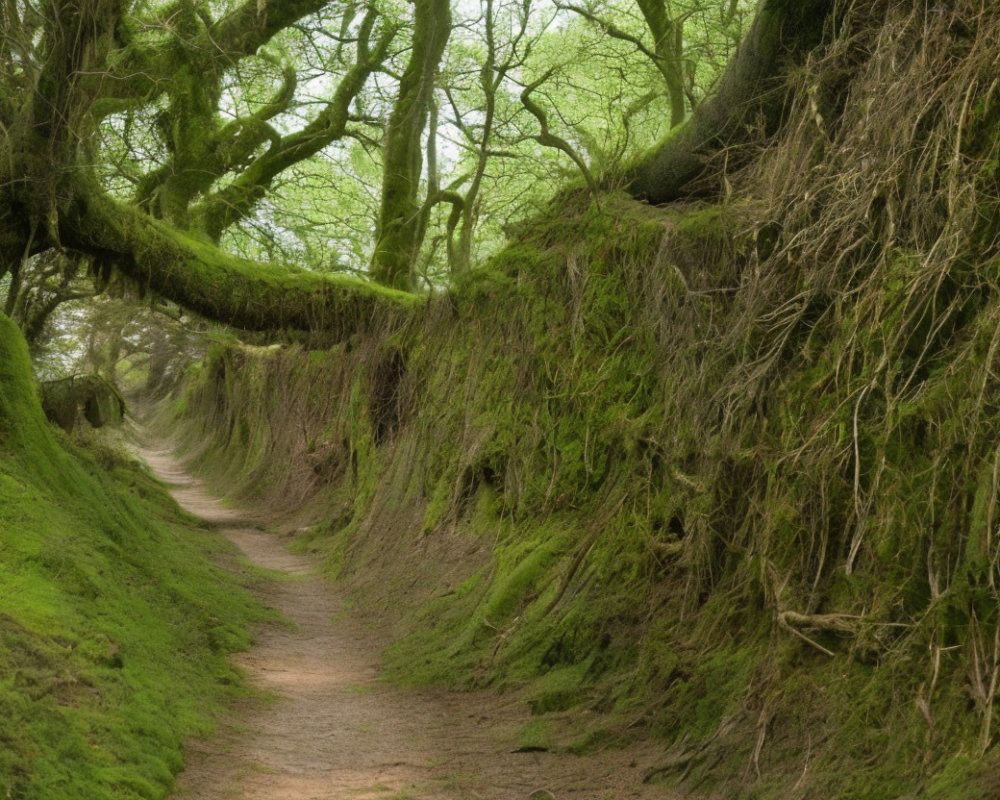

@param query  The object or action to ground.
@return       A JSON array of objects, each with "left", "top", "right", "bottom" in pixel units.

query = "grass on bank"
[{"left": 0, "top": 316, "right": 270, "bottom": 799}]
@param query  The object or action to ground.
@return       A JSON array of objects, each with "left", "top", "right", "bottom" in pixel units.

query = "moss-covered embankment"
[
  {"left": 163, "top": 2, "right": 1000, "bottom": 797},
  {"left": 0, "top": 314, "right": 270, "bottom": 799}
]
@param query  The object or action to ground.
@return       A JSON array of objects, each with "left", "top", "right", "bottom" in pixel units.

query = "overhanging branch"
[{"left": 63, "top": 190, "right": 420, "bottom": 339}]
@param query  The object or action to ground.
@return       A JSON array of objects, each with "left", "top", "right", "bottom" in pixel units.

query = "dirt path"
[{"left": 138, "top": 444, "right": 675, "bottom": 800}]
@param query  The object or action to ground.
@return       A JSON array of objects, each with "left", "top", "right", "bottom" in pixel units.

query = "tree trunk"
[
  {"left": 634, "top": 0, "right": 686, "bottom": 128},
  {"left": 370, "top": 0, "right": 452, "bottom": 290},
  {"left": 624, "top": 0, "right": 837, "bottom": 204}
]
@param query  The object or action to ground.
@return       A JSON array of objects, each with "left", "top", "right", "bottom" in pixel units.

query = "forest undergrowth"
[{"left": 155, "top": 1, "right": 1000, "bottom": 797}]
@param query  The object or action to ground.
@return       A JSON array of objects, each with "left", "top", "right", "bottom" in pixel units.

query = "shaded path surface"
[{"left": 138, "top": 444, "right": 673, "bottom": 800}]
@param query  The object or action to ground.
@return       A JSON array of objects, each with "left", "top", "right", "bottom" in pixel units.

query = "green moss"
[
  {"left": 926, "top": 753, "right": 995, "bottom": 799},
  {"left": 516, "top": 719, "right": 556, "bottom": 751},
  {"left": 421, "top": 476, "right": 453, "bottom": 532},
  {"left": 483, "top": 530, "right": 568, "bottom": 625},
  {"left": 525, "top": 662, "right": 593, "bottom": 714},
  {"left": 0, "top": 315, "right": 269, "bottom": 799}
]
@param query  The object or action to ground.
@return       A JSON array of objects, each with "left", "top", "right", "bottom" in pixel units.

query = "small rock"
[{"left": 529, "top": 791, "right": 555, "bottom": 800}]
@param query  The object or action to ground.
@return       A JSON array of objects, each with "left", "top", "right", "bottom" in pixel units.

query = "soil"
[{"left": 137, "top": 444, "right": 680, "bottom": 800}]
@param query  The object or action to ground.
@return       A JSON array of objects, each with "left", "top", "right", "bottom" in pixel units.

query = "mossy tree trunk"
[
  {"left": 624, "top": 0, "right": 837, "bottom": 204},
  {"left": 370, "top": 0, "right": 453, "bottom": 290}
]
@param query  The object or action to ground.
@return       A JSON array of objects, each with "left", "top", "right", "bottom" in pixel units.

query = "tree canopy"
[{"left": 0, "top": 0, "right": 833, "bottom": 341}]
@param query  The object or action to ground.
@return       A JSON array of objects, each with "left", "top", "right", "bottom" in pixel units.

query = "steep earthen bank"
[
  {"left": 161, "top": 2, "right": 1000, "bottom": 796},
  {"left": 0, "top": 311, "right": 268, "bottom": 800}
]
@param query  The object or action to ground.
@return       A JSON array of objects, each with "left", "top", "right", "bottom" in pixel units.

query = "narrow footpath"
[{"left": 138, "top": 444, "right": 673, "bottom": 800}]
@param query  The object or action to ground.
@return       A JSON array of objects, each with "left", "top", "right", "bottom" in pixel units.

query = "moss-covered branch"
[
  {"left": 134, "top": 60, "right": 297, "bottom": 222},
  {"left": 209, "top": 0, "right": 332, "bottom": 64},
  {"left": 63, "top": 191, "right": 420, "bottom": 337},
  {"left": 104, "top": 0, "right": 329, "bottom": 105},
  {"left": 84, "top": 0, "right": 373, "bottom": 235}
]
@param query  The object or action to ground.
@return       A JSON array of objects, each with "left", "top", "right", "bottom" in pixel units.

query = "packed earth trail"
[{"left": 135, "top": 443, "right": 677, "bottom": 800}]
